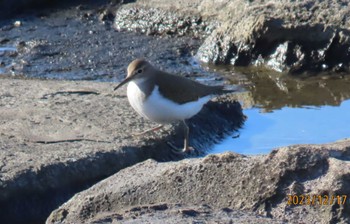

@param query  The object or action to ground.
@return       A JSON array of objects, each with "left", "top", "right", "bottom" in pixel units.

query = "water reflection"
[
  {"left": 221, "top": 66, "right": 350, "bottom": 110},
  {"left": 244, "top": 72, "right": 350, "bottom": 111},
  {"left": 206, "top": 65, "right": 350, "bottom": 154}
]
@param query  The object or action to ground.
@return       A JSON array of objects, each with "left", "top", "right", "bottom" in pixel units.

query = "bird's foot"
[
  {"left": 167, "top": 141, "right": 194, "bottom": 154},
  {"left": 132, "top": 124, "right": 163, "bottom": 137}
]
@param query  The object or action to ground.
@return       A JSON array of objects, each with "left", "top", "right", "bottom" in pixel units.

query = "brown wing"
[{"left": 155, "top": 71, "right": 224, "bottom": 104}]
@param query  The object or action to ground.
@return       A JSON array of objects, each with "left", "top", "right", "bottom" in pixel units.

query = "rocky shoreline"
[
  {"left": 47, "top": 141, "right": 350, "bottom": 223},
  {"left": 114, "top": 0, "right": 350, "bottom": 74},
  {"left": 0, "top": 78, "right": 243, "bottom": 223},
  {"left": 2, "top": 0, "right": 350, "bottom": 77},
  {"left": 1, "top": 0, "right": 350, "bottom": 223}
]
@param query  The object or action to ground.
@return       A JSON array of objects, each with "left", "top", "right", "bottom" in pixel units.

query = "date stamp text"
[{"left": 287, "top": 195, "right": 348, "bottom": 206}]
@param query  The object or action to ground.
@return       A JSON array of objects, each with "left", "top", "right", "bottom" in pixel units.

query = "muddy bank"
[
  {"left": 0, "top": 78, "right": 243, "bottom": 223},
  {"left": 47, "top": 140, "right": 350, "bottom": 223},
  {"left": 0, "top": 0, "right": 205, "bottom": 81},
  {"left": 114, "top": 0, "right": 350, "bottom": 74}
]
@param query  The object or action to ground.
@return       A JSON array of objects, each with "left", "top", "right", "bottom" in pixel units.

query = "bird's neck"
[{"left": 129, "top": 77, "right": 155, "bottom": 98}]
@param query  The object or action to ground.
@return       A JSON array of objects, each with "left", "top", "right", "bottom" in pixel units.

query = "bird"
[{"left": 114, "top": 59, "right": 233, "bottom": 153}]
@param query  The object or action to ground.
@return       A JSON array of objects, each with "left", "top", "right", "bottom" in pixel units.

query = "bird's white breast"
[
  {"left": 127, "top": 80, "right": 211, "bottom": 123},
  {"left": 127, "top": 79, "right": 148, "bottom": 119}
]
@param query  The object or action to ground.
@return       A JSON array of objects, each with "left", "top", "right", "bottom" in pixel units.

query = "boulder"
[{"left": 47, "top": 140, "right": 350, "bottom": 223}]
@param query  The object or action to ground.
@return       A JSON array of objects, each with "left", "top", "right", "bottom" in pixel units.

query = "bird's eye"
[{"left": 137, "top": 69, "right": 143, "bottom": 74}]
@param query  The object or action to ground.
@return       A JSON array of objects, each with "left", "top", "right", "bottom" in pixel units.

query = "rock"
[
  {"left": 70, "top": 203, "right": 283, "bottom": 223},
  {"left": 47, "top": 140, "right": 350, "bottom": 223},
  {"left": 0, "top": 78, "right": 243, "bottom": 223},
  {"left": 114, "top": 7, "right": 213, "bottom": 38},
  {"left": 114, "top": 0, "right": 350, "bottom": 74}
]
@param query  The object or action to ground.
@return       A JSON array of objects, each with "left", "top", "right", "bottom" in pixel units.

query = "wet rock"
[
  {"left": 0, "top": 78, "right": 243, "bottom": 223},
  {"left": 0, "top": 3, "right": 205, "bottom": 81},
  {"left": 115, "top": 0, "right": 350, "bottom": 74},
  {"left": 47, "top": 140, "right": 350, "bottom": 223}
]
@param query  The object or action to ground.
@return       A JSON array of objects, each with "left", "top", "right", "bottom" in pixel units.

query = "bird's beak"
[{"left": 114, "top": 76, "right": 132, "bottom": 91}]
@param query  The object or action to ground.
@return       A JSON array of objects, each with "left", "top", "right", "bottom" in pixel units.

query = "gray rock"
[
  {"left": 114, "top": 7, "right": 213, "bottom": 38},
  {"left": 69, "top": 203, "right": 283, "bottom": 224},
  {"left": 0, "top": 78, "right": 243, "bottom": 223},
  {"left": 47, "top": 140, "right": 350, "bottom": 223},
  {"left": 114, "top": 0, "right": 350, "bottom": 73}
]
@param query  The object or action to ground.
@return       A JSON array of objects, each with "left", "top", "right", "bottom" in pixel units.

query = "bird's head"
[{"left": 114, "top": 59, "right": 153, "bottom": 91}]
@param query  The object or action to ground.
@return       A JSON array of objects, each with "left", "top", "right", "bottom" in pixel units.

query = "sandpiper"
[{"left": 114, "top": 59, "right": 233, "bottom": 153}]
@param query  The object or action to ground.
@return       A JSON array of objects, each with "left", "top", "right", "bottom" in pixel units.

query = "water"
[
  {"left": 212, "top": 100, "right": 350, "bottom": 154},
  {"left": 0, "top": 46, "right": 17, "bottom": 75},
  {"left": 0, "top": 46, "right": 16, "bottom": 52},
  {"left": 208, "top": 66, "right": 350, "bottom": 155}
]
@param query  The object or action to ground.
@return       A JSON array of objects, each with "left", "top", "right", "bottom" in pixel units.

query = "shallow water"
[
  {"left": 209, "top": 66, "right": 350, "bottom": 155},
  {"left": 0, "top": 46, "right": 16, "bottom": 52},
  {"left": 212, "top": 100, "right": 350, "bottom": 154}
]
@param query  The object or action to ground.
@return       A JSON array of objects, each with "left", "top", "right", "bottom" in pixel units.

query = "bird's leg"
[
  {"left": 182, "top": 120, "right": 190, "bottom": 153},
  {"left": 168, "top": 120, "right": 192, "bottom": 154},
  {"left": 132, "top": 124, "right": 163, "bottom": 137}
]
